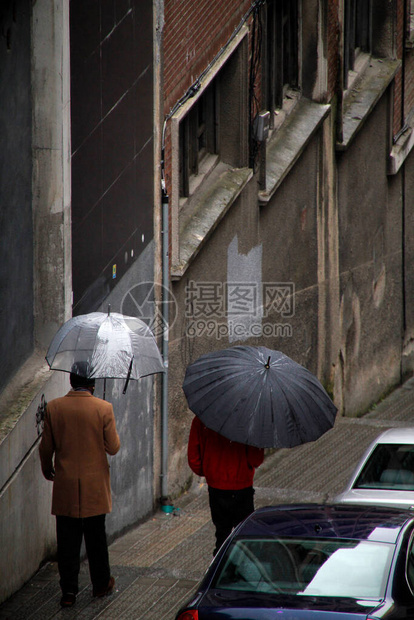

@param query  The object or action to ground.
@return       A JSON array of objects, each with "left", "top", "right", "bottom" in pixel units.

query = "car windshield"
[
  {"left": 354, "top": 444, "right": 414, "bottom": 490},
  {"left": 213, "top": 537, "right": 393, "bottom": 599}
]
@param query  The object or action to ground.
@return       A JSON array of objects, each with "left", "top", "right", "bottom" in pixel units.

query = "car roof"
[
  {"left": 372, "top": 427, "right": 414, "bottom": 444},
  {"left": 236, "top": 504, "right": 414, "bottom": 544}
]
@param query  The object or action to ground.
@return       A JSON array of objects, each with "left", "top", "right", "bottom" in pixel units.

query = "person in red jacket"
[{"left": 188, "top": 415, "right": 264, "bottom": 555}]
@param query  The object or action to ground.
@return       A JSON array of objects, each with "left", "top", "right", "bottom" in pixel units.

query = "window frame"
[
  {"left": 343, "top": 0, "right": 372, "bottom": 89},
  {"left": 265, "top": 0, "right": 299, "bottom": 120},
  {"left": 179, "top": 80, "right": 219, "bottom": 198},
  {"left": 169, "top": 26, "right": 249, "bottom": 271}
]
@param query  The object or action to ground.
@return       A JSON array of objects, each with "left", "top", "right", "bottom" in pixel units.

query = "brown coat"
[{"left": 39, "top": 390, "right": 120, "bottom": 518}]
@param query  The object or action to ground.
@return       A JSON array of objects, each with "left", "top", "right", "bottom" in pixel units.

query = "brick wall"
[
  {"left": 404, "top": 48, "right": 414, "bottom": 117},
  {"left": 162, "top": 1, "right": 414, "bottom": 185},
  {"left": 163, "top": 0, "right": 253, "bottom": 194},
  {"left": 327, "top": 0, "right": 339, "bottom": 99},
  {"left": 164, "top": 0, "right": 251, "bottom": 113}
]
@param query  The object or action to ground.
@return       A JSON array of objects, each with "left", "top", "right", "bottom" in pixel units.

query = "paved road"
[{"left": 2, "top": 378, "right": 414, "bottom": 619}]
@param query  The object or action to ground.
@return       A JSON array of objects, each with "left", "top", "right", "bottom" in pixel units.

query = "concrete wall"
[
  {"left": 167, "top": 131, "right": 335, "bottom": 494},
  {"left": 0, "top": 0, "right": 34, "bottom": 391},
  {"left": 0, "top": 0, "right": 159, "bottom": 602},
  {"left": 0, "top": 245, "right": 158, "bottom": 603},
  {"left": 337, "top": 93, "right": 403, "bottom": 415},
  {"left": 0, "top": 370, "right": 68, "bottom": 603},
  {"left": 166, "top": 94, "right": 408, "bottom": 494},
  {"left": 402, "top": 147, "right": 414, "bottom": 375},
  {"left": 32, "top": 0, "right": 72, "bottom": 349},
  {"left": 94, "top": 242, "right": 159, "bottom": 538}
]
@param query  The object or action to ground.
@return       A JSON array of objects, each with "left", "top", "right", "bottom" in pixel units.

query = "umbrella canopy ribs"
[
  {"left": 46, "top": 311, "right": 164, "bottom": 394},
  {"left": 183, "top": 346, "right": 337, "bottom": 449}
]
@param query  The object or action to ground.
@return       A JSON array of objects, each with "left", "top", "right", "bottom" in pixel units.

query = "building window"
[
  {"left": 170, "top": 28, "right": 249, "bottom": 271},
  {"left": 343, "top": 0, "right": 372, "bottom": 88},
  {"left": 407, "top": 0, "right": 414, "bottom": 47},
  {"left": 265, "top": 0, "right": 299, "bottom": 114},
  {"left": 179, "top": 81, "right": 218, "bottom": 198},
  {"left": 174, "top": 31, "right": 248, "bottom": 203}
]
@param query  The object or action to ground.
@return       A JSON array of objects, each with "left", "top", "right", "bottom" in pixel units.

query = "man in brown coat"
[{"left": 39, "top": 364, "right": 120, "bottom": 608}]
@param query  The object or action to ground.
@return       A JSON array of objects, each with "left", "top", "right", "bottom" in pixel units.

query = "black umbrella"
[{"left": 182, "top": 345, "right": 337, "bottom": 448}]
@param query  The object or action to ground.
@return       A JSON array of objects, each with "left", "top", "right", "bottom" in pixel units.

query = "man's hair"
[{"left": 70, "top": 361, "right": 95, "bottom": 389}]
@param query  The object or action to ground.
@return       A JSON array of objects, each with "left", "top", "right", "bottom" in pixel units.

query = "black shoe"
[
  {"left": 60, "top": 592, "right": 76, "bottom": 607},
  {"left": 93, "top": 576, "right": 115, "bottom": 598}
]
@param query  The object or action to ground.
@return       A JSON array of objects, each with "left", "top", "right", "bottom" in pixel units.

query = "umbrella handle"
[
  {"left": 265, "top": 356, "right": 271, "bottom": 369},
  {"left": 123, "top": 357, "right": 134, "bottom": 394}
]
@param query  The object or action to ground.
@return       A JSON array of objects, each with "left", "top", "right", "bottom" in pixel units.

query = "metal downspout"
[
  {"left": 156, "top": 0, "right": 169, "bottom": 504},
  {"left": 401, "top": 0, "right": 407, "bottom": 378},
  {"left": 161, "top": 187, "right": 169, "bottom": 501}
]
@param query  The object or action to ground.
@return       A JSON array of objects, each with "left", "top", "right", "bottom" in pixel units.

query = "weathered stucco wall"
[
  {"left": 337, "top": 93, "right": 403, "bottom": 415},
  {"left": 402, "top": 147, "right": 414, "bottom": 376},
  {"left": 168, "top": 131, "right": 333, "bottom": 496},
  {"left": 166, "top": 89, "right": 408, "bottom": 494}
]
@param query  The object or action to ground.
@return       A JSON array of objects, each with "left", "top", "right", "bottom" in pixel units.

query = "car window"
[
  {"left": 355, "top": 444, "right": 414, "bottom": 490},
  {"left": 213, "top": 537, "right": 393, "bottom": 600}
]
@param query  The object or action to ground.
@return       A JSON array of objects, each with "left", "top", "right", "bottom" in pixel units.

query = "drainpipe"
[
  {"left": 161, "top": 184, "right": 169, "bottom": 501},
  {"left": 154, "top": 0, "right": 169, "bottom": 504},
  {"left": 401, "top": 0, "right": 407, "bottom": 377}
]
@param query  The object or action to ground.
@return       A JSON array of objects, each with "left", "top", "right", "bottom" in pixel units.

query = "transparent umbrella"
[{"left": 46, "top": 310, "right": 164, "bottom": 396}]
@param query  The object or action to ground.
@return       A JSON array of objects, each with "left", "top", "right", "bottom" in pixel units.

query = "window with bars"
[
  {"left": 179, "top": 81, "right": 218, "bottom": 198},
  {"left": 265, "top": 0, "right": 299, "bottom": 114},
  {"left": 343, "top": 0, "right": 372, "bottom": 88},
  {"left": 176, "top": 32, "right": 248, "bottom": 200}
]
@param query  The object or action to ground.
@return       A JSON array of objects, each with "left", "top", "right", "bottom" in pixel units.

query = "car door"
[{"left": 389, "top": 527, "right": 414, "bottom": 617}]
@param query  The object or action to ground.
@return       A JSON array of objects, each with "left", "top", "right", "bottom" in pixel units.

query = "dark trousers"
[
  {"left": 208, "top": 486, "right": 255, "bottom": 555},
  {"left": 56, "top": 514, "right": 110, "bottom": 594}
]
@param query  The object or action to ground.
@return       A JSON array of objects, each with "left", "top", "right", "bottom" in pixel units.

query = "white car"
[{"left": 335, "top": 427, "right": 414, "bottom": 510}]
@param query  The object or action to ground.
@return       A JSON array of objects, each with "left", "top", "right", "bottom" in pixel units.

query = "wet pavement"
[{"left": 2, "top": 377, "right": 414, "bottom": 619}]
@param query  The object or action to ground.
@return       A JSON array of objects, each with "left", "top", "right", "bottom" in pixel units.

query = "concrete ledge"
[
  {"left": 337, "top": 57, "right": 401, "bottom": 151},
  {"left": 0, "top": 350, "right": 52, "bottom": 444},
  {"left": 258, "top": 98, "right": 330, "bottom": 205},
  {"left": 171, "top": 164, "right": 253, "bottom": 280},
  {"left": 0, "top": 353, "right": 68, "bottom": 491},
  {"left": 388, "top": 125, "right": 414, "bottom": 175}
]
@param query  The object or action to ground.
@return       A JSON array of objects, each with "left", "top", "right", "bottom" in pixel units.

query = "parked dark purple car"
[{"left": 175, "top": 503, "right": 414, "bottom": 619}]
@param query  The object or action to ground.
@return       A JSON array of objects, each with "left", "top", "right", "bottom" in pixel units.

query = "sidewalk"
[{"left": 2, "top": 377, "right": 414, "bottom": 619}]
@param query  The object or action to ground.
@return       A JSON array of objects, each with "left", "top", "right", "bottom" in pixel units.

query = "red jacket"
[{"left": 187, "top": 416, "right": 264, "bottom": 490}]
